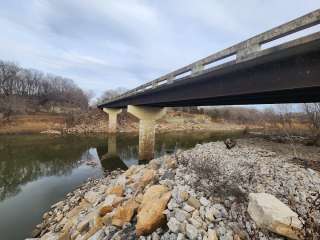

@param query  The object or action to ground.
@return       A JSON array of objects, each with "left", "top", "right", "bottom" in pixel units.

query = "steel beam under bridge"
[{"left": 99, "top": 40, "right": 320, "bottom": 108}]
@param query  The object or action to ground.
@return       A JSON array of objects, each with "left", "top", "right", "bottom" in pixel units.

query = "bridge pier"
[
  {"left": 103, "top": 108, "right": 122, "bottom": 133},
  {"left": 127, "top": 105, "right": 166, "bottom": 161}
]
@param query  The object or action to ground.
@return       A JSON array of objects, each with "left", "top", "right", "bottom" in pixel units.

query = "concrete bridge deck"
[{"left": 98, "top": 9, "right": 320, "bottom": 109}]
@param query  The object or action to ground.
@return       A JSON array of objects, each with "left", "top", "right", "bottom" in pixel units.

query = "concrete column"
[
  {"left": 127, "top": 105, "right": 166, "bottom": 161},
  {"left": 103, "top": 108, "right": 122, "bottom": 133}
]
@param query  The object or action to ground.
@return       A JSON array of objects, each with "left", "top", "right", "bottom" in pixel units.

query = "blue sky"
[{"left": 0, "top": 0, "right": 319, "bottom": 100}]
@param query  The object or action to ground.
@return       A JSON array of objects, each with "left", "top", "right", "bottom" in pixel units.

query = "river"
[{"left": 0, "top": 131, "right": 242, "bottom": 240}]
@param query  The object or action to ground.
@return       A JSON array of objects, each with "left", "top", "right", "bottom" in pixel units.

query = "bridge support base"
[
  {"left": 103, "top": 108, "right": 122, "bottom": 133},
  {"left": 127, "top": 105, "right": 166, "bottom": 161}
]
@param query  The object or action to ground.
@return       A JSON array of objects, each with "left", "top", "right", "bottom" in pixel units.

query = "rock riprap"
[{"left": 29, "top": 139, "right": 320, "bottom": 240}]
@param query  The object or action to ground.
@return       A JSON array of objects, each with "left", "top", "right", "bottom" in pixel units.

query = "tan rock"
[
  {"left": 163, "top": 155, "right": 177, "bottom": 169},
  {"left": 99, "top": 205, "right": 113, "bottom": 217},
  {"left": 233, "top": 234, "right": 241, "bottom": 240},
  {"left": 140, "top": 185, "right": 169, "bottom": 207},
  {"left": 107, "top": 185, "right": 124, "bottom": 197},
  {"left": 136, "top": 185, "right": 172, "bottom": 236},
  {"left": 140, "top": 169, "right": 156, "bottom": 187},
  {"left": 207, "top": 229, "right": 218, "bottom": 240},
  {"left": 248, "top": 193, "right": 302, "bottom": 240},
  {"left": 180, "top": 191, "right": 189, "bottom": 202},
  {"left": 135, "top": 193, "right": 143, "bottom": 204},
  {"left": 124, "top": 165, "right": 145, "bottom": 177},
  {"left": 187, "top": 196, "right": 201, "bottom": 209},
  {"left": 112, "top": 199, "right": 140, "bottom": 227},
  {"left": 102, "top": 212, "right": 113, "bottom": 225}
]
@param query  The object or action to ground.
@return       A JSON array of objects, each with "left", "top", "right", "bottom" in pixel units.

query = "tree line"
[{"left": 0, "top": 60, "right": 89, "bottom": 117}]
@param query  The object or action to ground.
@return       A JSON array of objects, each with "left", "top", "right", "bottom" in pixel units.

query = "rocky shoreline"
[{"left": 28, "top": 139, "right": 320, "bottom": 240}]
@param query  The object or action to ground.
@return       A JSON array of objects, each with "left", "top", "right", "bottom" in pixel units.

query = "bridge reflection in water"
[{"left": 97, "top": 134, "right": 128, "bottom": 171}]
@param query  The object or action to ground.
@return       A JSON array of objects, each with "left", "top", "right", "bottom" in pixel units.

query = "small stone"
[
  {"left": 167, "top": 199, "right": 179, "bottom": 210},
  {"left": 167, "top": 217, "right": 181, "bottom": 233},
  {"left": 177, "top": 233, "right": 186, "bottom": 240},
  {"left": 84, "top": 191, "right": 101, "bottom": 204},
  {"left": 104, "top": 225, "right": 118, "bottom": 239},
  {"left": 186, "top": 223, "right": 199, "bottom": 240},
  {"left": 211, "top": 204, "right": 227, "bottom": 219},
  {"left": 77, "top": 219, "right": 90, "bottom": 233},
  {"left": 200, "top": 197, "right": 210, "bottom": 207},
  {"left": 175, "top": 209, "right": 191, "bottom": 222},
  {"left": 187, "top": 197, "right": 201, "bottom": 209},
  {"left": 88, "top": 229, "right": 105, "bottom": 240},
  {"left": 152, "top": 232, "right": 160, "bottom": 240},
  {"left": 42, "top": 212, "right": 49, "bottom": 220},
  {"left": 31, "top": 228, "right": 41, "bottom": 238},
  {"left": 189, "top": 217, "right": 202, "bottom": 229},
  {"left": 207, "top": 229, "right": 218, "bottom": 240},
  {"left": 55, "top": 213, "right": 63, "bottom": 222},
  {"left": 54, "top": 224, "right": 64, "bottom": 233},
  {"left": 180, "top": 191, "right": 189, "bottom": 202},
  {"left": 51, "top": 201, "right": 64, "bottom": 209},
  {"left": 183, "top": 204, "right": 195, "bottom": 213}
]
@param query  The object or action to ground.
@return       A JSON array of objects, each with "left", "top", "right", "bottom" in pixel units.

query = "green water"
[{"left": 0, "top": 131, "right": 242, "bottom": 240}]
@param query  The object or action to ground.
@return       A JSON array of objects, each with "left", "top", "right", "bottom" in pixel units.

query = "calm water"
[{"left": 0, "top": 131, "right": 242, "bottom": 240}]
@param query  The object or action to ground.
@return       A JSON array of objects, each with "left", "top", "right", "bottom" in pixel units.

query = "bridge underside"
[{"left": 100, "top": 38, "right": 320, "bottom": 108}]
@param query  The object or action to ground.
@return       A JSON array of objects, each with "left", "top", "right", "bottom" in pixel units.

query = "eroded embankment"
[{"left": 30, "top": 139, "right": 320, "bottom": 240}]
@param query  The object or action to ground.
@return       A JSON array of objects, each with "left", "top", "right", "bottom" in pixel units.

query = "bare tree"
[
  {"left": 0, "top": 59, "right": 89, "bottom": 117},
  {"left": 276, "top": 104, "right": 300, "bottom": 158},
  {"left": 303, "top": 103, "right": 320, "bottom": 131},
  {"left": 97, "top": 87, "right": 128, "bottom": 104}
]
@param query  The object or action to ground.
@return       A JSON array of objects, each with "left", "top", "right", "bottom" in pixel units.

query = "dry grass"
[{"left": 0, "top": 114, "right": 66, "bottom": 134}]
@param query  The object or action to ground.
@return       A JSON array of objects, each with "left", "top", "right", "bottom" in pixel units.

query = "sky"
[{"left": 0, "top": 0, "right": 319, "bottom": 100}]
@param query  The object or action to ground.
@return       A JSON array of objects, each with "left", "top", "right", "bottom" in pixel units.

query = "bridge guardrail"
[{"left": 101, "top": 9, "right": 320, "bottom": 106}]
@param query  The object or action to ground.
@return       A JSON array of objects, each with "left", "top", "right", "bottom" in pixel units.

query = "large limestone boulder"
[
  {"left": 136, "top": 185, "right": 171, "bottom": 236},
  {"left": 248, "top": 193, "right": 302, "bottom": 240}
]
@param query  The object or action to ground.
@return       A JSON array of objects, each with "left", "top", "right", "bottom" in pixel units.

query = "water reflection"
[{"left": 97, "top": 134, "right": 128, "bottom": 171}]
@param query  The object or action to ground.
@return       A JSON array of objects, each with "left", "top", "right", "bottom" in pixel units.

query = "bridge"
[{"left": 98, "top": 9, "right": 320, "bottom": 160}]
